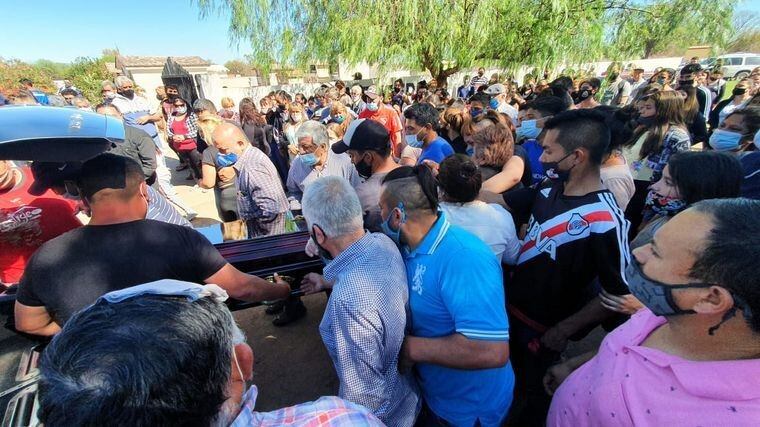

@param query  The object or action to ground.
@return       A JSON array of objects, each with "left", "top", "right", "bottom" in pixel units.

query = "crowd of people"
[{"left": 1, "top": 59, "right": 760, "bottom": 427}]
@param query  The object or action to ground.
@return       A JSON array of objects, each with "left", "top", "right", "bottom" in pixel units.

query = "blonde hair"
[
  {"left": 198, "top": 115, "right": 224, "bottom": 144},
  {"left": 220, "top": 97, "right": 235, "bottom": 109}
]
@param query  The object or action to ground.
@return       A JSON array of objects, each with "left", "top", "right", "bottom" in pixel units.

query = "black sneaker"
[{"left": 272, "top": 299, "right": 307, "bottom": 326}]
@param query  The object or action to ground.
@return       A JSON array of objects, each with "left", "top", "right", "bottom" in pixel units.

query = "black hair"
[
  {"left": 77, "top": 153, "right": 144, "bottom": 201},
  {"left": 680, "top": 63, "right": 704, "bottom": 75},
  {"left": 668, "top": 151, "right": 742, "bottom": 205},
  {"left": 468, "top": 92, "right": 491, "bottom": 106},
  {"left": 394, "top": 78, "right": 404, "bottom": 87},
  {"left": 275, "top": 90, "right": 292, "bottom": 102},
  {"left": 95, "top": 102, "right": 121, "bottom": 114},
  {"left": 726, "top": 106, "right": 760, "bottom": 142},
  {"left": 594, "top": 105, "right": 636, "bottom": 152},
  {"left": 60, "top": 88, "right": 77, "bottom": 97},
  {"left": 523, "top": 96, "right": 567, "bottom": 117},
  {"left": 543, "top": 109, "right": 611, "bottom": 165},
  {"left": 438, "top": 154, "right": 482, "bottom": 203},
  {"left": 541, "top": 84, "right": 573, "bottom": 109},
  {"left": 38, "top": 295, "right": 235, "bottom": 426},
  {"left": 19, "top": 78, "right": 32, "bottom": 86},
  {"left": 551, "top": 76, "right": 574, "bottom": 92},
  {"left": 690, "top": 198, "right": 760, "bottom": 333},
  {"left": 403, "top": 102, "right": 440, "bottom": 127},
  {"left": 581, "top": 78, "right": 602, "bottom": 90},
  {"left": 382, "top": 165, "right": 439, "bottom": 212},
  {"left": 165, "top": 84, "right": 179, "bottom": 91}
]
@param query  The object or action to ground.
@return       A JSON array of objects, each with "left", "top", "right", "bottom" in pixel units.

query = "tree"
[
  {"left": 196, "top": 0, "right": 621, "bottom": 87},
  {"left": 65, "top": 57, "right": 115, "bottom": 103},
  {"left": 0, "top": 58, "right": 56, "bottom": 94},
  {"left": 224, "top": 59, "right": 257, "bottom": 76},
  {"left": 727, "top": 11, "right": 760, "bottom": 53},
  {"left": 607, "top": 0, "right": 736, "bottom": 59}
]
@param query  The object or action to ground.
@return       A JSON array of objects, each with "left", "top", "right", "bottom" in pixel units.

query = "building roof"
[{"left": 117, "top": 56, "right": 211, "bottom": 68}]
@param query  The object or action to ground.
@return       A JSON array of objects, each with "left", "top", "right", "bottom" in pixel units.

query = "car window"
[
  {"left": 746, "top": 57, "right": 760, "bottom": 66},
  {"left": 724, "top": 57, "right": 743, "bottom": 66}
]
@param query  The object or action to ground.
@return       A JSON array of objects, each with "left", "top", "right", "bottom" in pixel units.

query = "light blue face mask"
[
  {"left": 405, "top": 129, "right": 424, "bottom": 148},
  {"left": 516, "top": 119, "right": 541, "bottom": 140},
  {"left": 709, "top": 129, "right": 743, "bottom": 152},
  {"left": 380, "top": 203, "right": 406, "bottom": 246},
  {"left": 466, "top": 145, "right": 475, "bottom": 156},
  {"left": 489, "top": 98, "right": 499, "bottom": 109},
  {"left": 301, "top": 153, "right": 318, "bottom": 167}
]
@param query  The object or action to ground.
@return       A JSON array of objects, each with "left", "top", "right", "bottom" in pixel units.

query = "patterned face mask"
[{"left": 644, "top": 189, "right": 687, "bottom": 217}]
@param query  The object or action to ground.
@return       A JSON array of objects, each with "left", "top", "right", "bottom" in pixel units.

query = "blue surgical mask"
[
  {"left": 470, "top": 108, "right": 484, "bottom": 117},
  {"left": 466, "top": 145, "right": 475, "bottom": 156},
  {"left": 489, "top": 98, "right": 499, "bottom": 109},
  {"left": 216, "top": 152, "right": 238, "bottom": 167},
  {"left": 380, "top": 204, "right": 405, "bottom": 246},
  {"left": 405, "top": 129, "right": 425, "bottom": 148},
  {"left": 709, "top": 129, "right": 743, "bottom": 152},
  {"left": 516, "top": 119, "right": 541, "bottom": 140},
  {"left": 367, "top": 102, "right": 379, "bottom": 112},
  {"left": 301, "top": 153, "right": 318, "bottom": 167},
  {"left": 333, "top": 115, "right": 345, "bottom": 124}
]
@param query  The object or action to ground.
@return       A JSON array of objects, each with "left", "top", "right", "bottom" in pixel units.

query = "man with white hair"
[
  {"left": 37, "top": 280, "right": 384, "bottom": 426},
  {"left": 286, "top": 121, "right": 358, "bottom": 210},
  {"left": 299, "top": 176, "right": 420, "bottom": 426},
  {"left": 110, "top": 75, "right": 197, "bottom": 219},
  {"left": 349, "top": 85, "right": 366, "bottom": 116}
]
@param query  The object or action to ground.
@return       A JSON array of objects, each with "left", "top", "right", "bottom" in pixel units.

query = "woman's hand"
[{"left": 600, "top": 290, "right": 644, "bottom": 315}]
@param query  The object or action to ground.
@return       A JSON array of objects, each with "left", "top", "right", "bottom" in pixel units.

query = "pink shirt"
[{"left": 548, "top": 309, "right": 760, "bottom": 426}]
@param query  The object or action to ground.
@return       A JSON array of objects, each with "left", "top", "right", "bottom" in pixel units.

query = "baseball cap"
[
  {"left": 77, "top": 153, "right": 142, "bottom": 200},
  {"left": 484, "top": 84, "right": 506, "bottom": 95},
  {"left": 28, "top": 161, "right": 83, "bottom": 196},
  {"left": 365, "top": 85, "right": 379, "bottom": 100},
  {"left": 332, "top": 119, "right": 390, "bottom": 154}
]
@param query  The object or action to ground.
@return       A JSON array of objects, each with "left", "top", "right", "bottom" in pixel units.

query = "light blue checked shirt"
[
  {"left": 286, "top": 150, "right": 359, "bottom": 208},
  {"left": 320, "top": 232, "right": 420, "bottom": 427}
]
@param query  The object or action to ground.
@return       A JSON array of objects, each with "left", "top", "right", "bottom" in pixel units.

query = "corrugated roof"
[{"left": 118, "top": 56, "right": 211, "bottom": 68}]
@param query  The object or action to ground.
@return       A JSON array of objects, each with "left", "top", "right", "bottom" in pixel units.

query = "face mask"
[
  {"left": 516, "top": 119, "right": 541, "bottom": 140},
  {"left": 405, "top": 129, "right": 425, "bottom": 148},
  {"left": 466, "top": 145, "right": 475, "bottom": 156},
  {"left": 709, "top": 129, "right": 743, "bottom": 151},
  {"left": 644, "top": 189, "right": 687, "bottom": 216},
  {"left": 470, "top": 107, "right": 483, "bottom": 117},
  {"left": 733, "top": 87, "right": 747, "bottom": 96},
  {"left": 120, "top": 89, "right": 135, "bottom": 99},
  {"left": 351, "top": 95, "right": 360, "bottom": 102},
  {"left": 354, "top": 155, "right": 373, "bottom": 179},
  {"left": 489, "top": 98, "right": 499, "bottom": 109},
  {"left": 626, "top": 258, "right": 711, "bottom": 316},
  {"left": 103, "top": 91, "right": 115, "bottom": 100},
  {"left": 656, "top": 77, "right": 666, "bottom": 85},
  {"left": 310, "top": 225, "right": 334, "bottom": 263},
  {"left": 333, "top": 115, "right": 345, "bottom": 124},
  {"left": 574, "top": 89, "right": 593, "bottom": 104},
  {"left": 367, "top": 102, "right": 379, "bottom": 112},
  {"left": 301, "top": 153, "right": 318, "bottom": 167},
  {"left": 290, "top": 113, "right": 302, "bottom": 122},
  {"left": 678, "top": 79, "right": 694, "bottom": 88},
  {"left": 216, "top": 152, "right": 238, "bottom": 168},
  {"left": 541, "top": 151, "right": 576, "bottom": 183},
  {"left": 636, "top": 115, "right": 656, "bottom": 127},
  {"left": 380, "top": 204, "right": 405, "bottom": 247},
  {"left": 174, "top": 106, "right": 187, "bottom": 115}
]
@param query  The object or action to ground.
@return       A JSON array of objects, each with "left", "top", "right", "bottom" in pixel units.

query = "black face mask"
[
  {"left": 355, "top": 155, "right": 373, "bottom": 179},
  {"left": 310, "top": 225, "right": 333, "bottom": 262},
  {"left": 637, "top": 115, "right": 656, "bottom": 127},
  {"left": 573, "top": 88, "right": 593, "bottom": 104},
  {"left": 733, "top": 87, "right": 747, "bottom": 96},
  {"left": 120, "top": 89, "right": 135, "bottom": 99},
  {"left": 167, "top": 93, "right": 178, "bottom": 100}
]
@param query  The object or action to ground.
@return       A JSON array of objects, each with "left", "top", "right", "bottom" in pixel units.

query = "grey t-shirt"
[{"left": 354, "top": 171, "right": 389, "bottom": 232}]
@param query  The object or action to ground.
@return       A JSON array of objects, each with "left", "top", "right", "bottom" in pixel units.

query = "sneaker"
[{"left": 272, "top": 299, "right": 307, "bottom": 326}]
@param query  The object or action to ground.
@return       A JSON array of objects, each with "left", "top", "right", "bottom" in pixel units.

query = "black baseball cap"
[
  {"left": 28, "top": 161, "right": 83, "bottom": 196},
  {"left": 332, "top": 119, "right": 390, "bottom": 154},
  {"left": 77, "top": 153, "right": 142, "bottom": 200}
]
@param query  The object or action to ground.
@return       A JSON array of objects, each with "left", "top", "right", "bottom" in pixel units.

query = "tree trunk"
[
  {"left": 429, "top": 65, "right": 460, "bottom": 89},
  {"left": 643, "top": 40, "right": 657, "bottom": 59}
]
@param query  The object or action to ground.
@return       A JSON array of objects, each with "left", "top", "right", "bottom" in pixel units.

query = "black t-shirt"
[
  {"left": 505, "top": 183, "right": 630, "bottom": 328},
  {"left": 17, "top": 220, "right": 228, "bottom": 324},
  {"left": 513, "top": 144, "right": 533, "bottom": 188}
]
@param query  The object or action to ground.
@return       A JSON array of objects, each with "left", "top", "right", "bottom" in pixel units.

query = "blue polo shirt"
[
  {"left": 403, "top": 212, "right": 514, "bottom": 426},
  {"left": 416, "top": 136, "right": 454, "bottom": 165}
]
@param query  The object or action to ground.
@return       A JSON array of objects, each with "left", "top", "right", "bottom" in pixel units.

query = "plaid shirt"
[
  {"left": 231, "top": 386, "right": 384, "bottom": 427},
  {"left": 167, "top": 113, "right": 199, "bottom": 139},
  {"left": 645, "top": 127, "right": 691, "bottom": 182},
  {"left": 232, "top": 145, "right": 289, "bottom": 231},
  {"left": 320, "top": 233, "right": 420, "bottom": 426}
]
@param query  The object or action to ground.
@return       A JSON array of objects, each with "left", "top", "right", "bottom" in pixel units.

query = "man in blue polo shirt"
[
  {"left": 379, "top": 166, "right": 514, "bottom": 426},
  {"left": 403, "top": 103, "right": 454, "bottom": 165}
]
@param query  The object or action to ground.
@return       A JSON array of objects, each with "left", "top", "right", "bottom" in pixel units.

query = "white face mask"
[{"left": 290, "top": 113, "right": 302, "bottom": 122}]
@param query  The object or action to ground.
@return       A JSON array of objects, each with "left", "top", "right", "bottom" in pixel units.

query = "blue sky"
[{"left": 1, "top": 0, "right": 759, "bottom": 65}]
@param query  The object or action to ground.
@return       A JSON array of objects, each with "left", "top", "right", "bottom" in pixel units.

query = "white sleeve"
[{"left": 491, "top": 204, "right": 521, "bottom": 265}]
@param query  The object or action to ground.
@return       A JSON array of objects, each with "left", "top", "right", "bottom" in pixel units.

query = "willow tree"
[
  {"left": 196, "top": 0, "right": 620, "bottom": 86},
  {"left": 608, "top": 0, "right": 736, "bottom": 59}
]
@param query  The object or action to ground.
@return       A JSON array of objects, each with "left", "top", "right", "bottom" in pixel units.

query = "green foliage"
[
  {"left": 0, "top": 58, "right": 57, "bottom": 93},
  {"left": 224, "top": 59, "right": 258, "bottom": 76},
  {"left": 65, "top": 57, "right": 115, "bottom": 104},
  {"left": 607, "top": 0, "right": 736, "bottom": 59}
]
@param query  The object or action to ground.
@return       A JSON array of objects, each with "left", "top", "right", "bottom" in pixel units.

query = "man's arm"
[
  {"left": 540, "top": 296, "right": 614, "bottom": 352},
  {"left": 14, "top": 302, "right": 61, "bottom": 336},
  {"left": 403, "top": 334, "right": 508, "bottom": 369},
  {"left": 205, "top": 263, "right": 290, "bottom": 301}
]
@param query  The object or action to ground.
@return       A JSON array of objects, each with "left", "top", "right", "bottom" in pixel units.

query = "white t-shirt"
[
  {"left": 601, "top": 163, "right": 635, "bottom": 212},
  {"left": 439, "top": 201, "right": 521, "bottom": 265}
]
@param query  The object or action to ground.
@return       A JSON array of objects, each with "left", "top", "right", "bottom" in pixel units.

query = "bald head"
[{"left": 212, "top": 123, "right": 250, "bottom": 156}]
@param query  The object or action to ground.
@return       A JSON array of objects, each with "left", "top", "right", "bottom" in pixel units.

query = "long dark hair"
[
  {"left": 239, "top": 97, "right": 266, "bottom": 126},
  {"left": 669, "top": 151, "right": 742, "bottom": 205},
  {"left": 627, "top": 91, "right": 685, "bottom": 159},
  {"left": 680, "top": 86, "right": 699, "bottom": 124}
]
